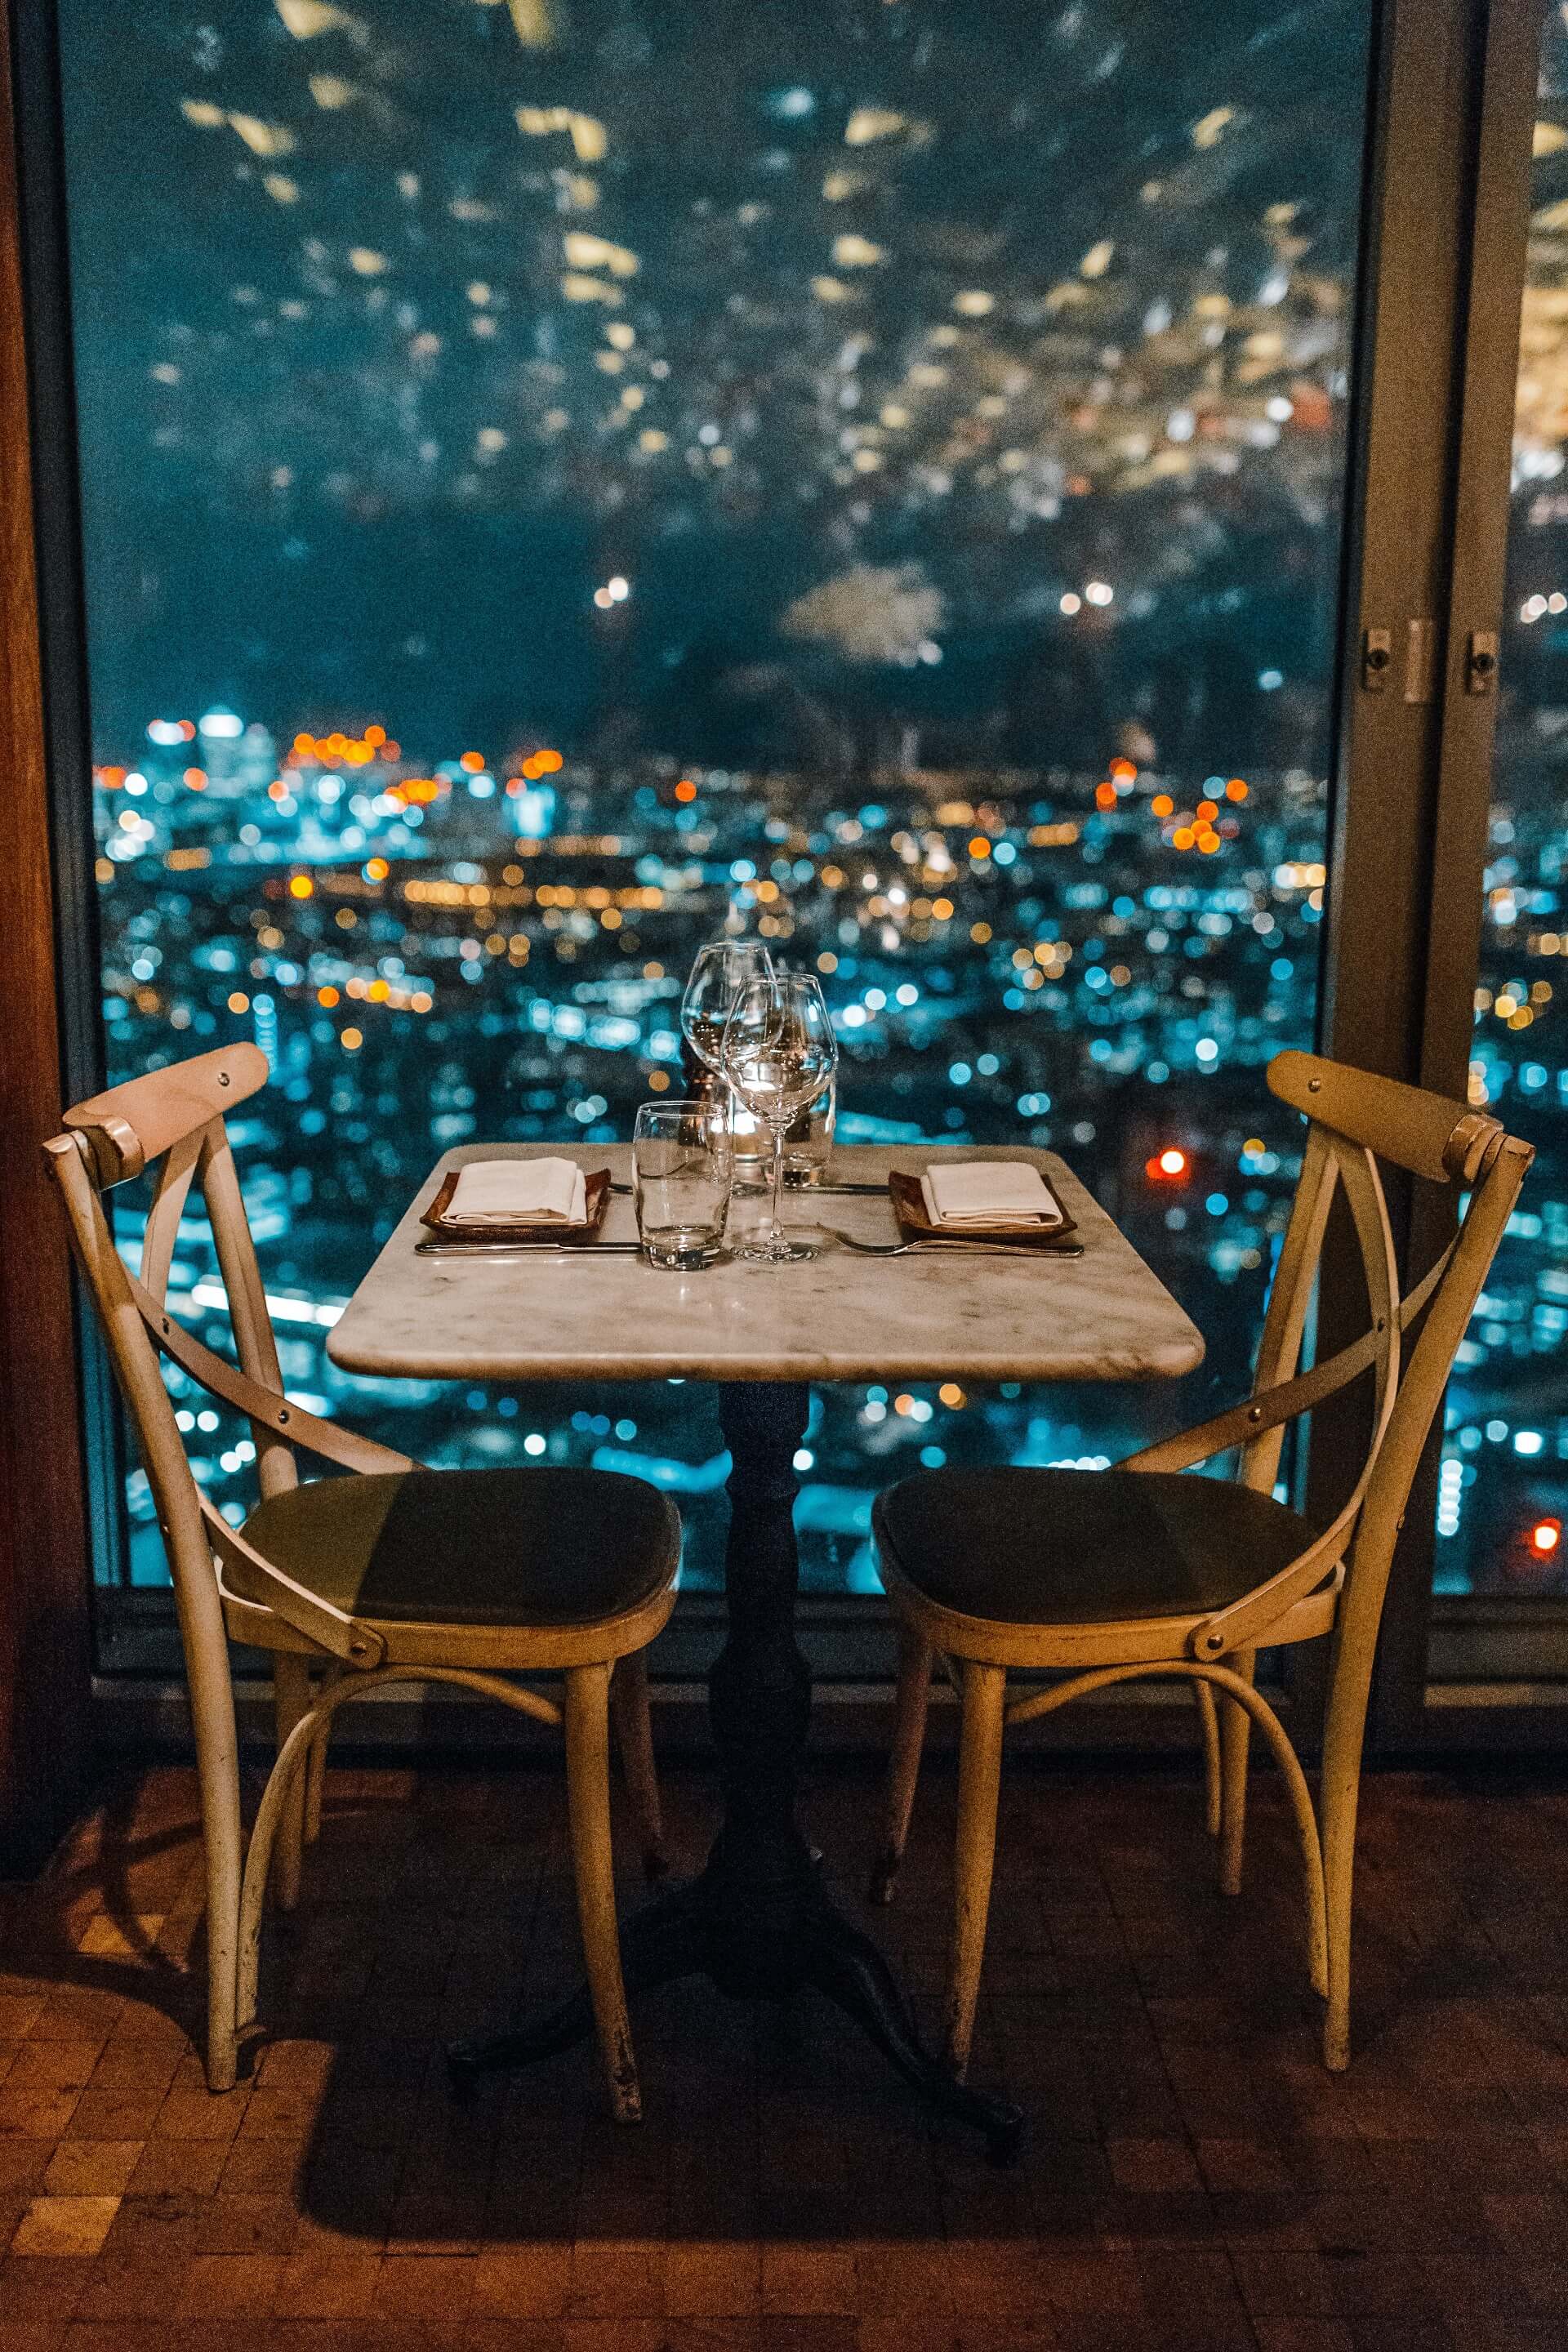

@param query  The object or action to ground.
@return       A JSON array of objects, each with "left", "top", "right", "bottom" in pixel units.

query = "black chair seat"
[
  {"left": 873, "top": 1466, "right": 1323, "bottom": 1626},
  {"left": 240, "top": 1466, "right": 679, "bottom": 1628}
]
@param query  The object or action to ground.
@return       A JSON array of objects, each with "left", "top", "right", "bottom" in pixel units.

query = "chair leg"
[
  {"left": 237, "top": 1709, "right": 320, "bottom": 2039},
  {"left": 272, "top": 1654, "right": 313, "bottom": 1913},
  {"left": 301, "top": 1664, "right": 341, "bottom": 1848},
  {"left": 1319, "top": 1641, "right": 1374, "bottom": 2073},
  {"left": 1193, "top": 1678, "right": 1223, "bottom": 1840},
  {"left": 946, "top": 1659, "right": 1006, "bottom": 2082},
  {"left": 302, "top": 1707, "right": 331, "bottom": 1848},
  {"left": 186, "top": 1625, "right": 244, "bottom": 2091},
  {"left": 871, "top": 1624, "right": 933, "bottom": 1904},
  {"left": 609, "top": 1650, "right": 667, "bottom": 1882},
  {"left": 1218, "top": 1646, "right": 1257, "bottom": 1897},
  {"left": 564, "top": 1663, "right": 643, "bottom": 2124}
]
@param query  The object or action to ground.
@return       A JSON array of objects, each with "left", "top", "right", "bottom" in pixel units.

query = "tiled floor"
[{"left": 2, "top": 1745, "right": 1567, "bottom": 2350}]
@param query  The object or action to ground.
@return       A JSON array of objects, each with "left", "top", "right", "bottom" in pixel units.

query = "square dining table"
[{"left": 328, "top": 1139, "right": 1203, "bottom": 2160}]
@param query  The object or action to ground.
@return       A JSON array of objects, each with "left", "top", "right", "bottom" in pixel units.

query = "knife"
[
  {"left": 415, "top": 1239, "right": 644, "bottom": 1256},
  {"left": 789, "top": 1181, "right": 905, "bottom": 1196}
]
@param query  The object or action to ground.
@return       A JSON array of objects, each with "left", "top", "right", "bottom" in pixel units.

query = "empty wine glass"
[
  {"left": 680, "top": 938, "right": 773, "bottom": 1165},
  {"left": 720, "top": 972, "right": 838, "bottom": 1263}
]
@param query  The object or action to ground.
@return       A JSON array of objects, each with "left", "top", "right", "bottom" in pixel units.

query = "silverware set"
[
  {"left": 418, "top": 1224, "right": 1083, "bottom": 1263},
  {"left": 415, "top": 1239, "right": 644, "bottom": 1257},
  {"left": 427, "top": 1168, "right": 1080, "bottom": 1262},
  {"left": 822, "top": 1229, "right": 1083, "bottom": 1259},
  {"left": 606, "top": 1178, "right": 896, "bottom": 1197}
]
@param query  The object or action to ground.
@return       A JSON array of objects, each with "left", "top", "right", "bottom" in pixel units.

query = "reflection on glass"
[
  {"left": 681, "top": 943, "right": 774, "bottom": 1082},
  {"left": 723, "top": 973, "right": 838, "bottom": 1263},
  {"left": 57, "top": 1, "right": 1370, "bottom": 1598},
  {"left": 680, "top": 937, "right": 773, "bottom": 1165},
  {"left": 1436, "top": 7, "right": 1568, "bottom": 1598}
]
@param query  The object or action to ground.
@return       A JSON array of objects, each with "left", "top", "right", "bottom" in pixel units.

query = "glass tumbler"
[{"left": 631, "top": 1099, "right": 732, "bottom": 1269}]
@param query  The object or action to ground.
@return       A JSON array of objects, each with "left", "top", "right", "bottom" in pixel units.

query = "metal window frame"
[
  {"left": 11, "top": 0, "right": 1561, "bottom": 1746},
  {"left": 1306, "top": 0, "right": 1553, "bottom": 1748}
]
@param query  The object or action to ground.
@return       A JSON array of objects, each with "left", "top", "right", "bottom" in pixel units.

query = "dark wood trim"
[
  {"left": 91, "top": 1672, "right": 1296, "bottom": 1766},
  {"left": 0, "top": 0, "right": 91, "bottom": 1874}
]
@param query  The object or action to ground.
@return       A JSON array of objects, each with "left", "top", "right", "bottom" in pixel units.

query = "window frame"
[{"left": 10, "top": 0, "right": 1558, "bottom": 1749}]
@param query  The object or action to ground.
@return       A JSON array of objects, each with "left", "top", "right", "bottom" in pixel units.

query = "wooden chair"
[
  {"left": 870, "top": 1050, "right": 1533, "bottom": 2076},
  {"left": 45, "top": 1042, "right": 680, "bottom": 2118}
]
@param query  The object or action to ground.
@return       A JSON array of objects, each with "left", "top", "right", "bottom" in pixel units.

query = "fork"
[{"left": 822, "top": 1228, "right": 1083, "bottom": 1259}]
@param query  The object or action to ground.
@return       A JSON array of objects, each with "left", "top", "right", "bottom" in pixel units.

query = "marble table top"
[{"left": 328, "top": 1143, "right": 1204, "bottom": 1388}]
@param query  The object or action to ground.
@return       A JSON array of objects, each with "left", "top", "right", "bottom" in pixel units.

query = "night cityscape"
[{"left": 57, "top": 0, "right": 1564, "bottom": 1607}]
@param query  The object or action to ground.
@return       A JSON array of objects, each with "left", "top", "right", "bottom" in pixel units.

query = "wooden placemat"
[
  {"left": 888, "top": 1169, "right": 1080, "bottom": 1251},
  {"left": 419, "top": 1165, "right": 612, "bottom": 1247}
]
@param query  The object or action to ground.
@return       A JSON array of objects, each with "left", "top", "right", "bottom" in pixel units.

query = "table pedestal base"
[
  {"left": 448, "top": 1836, "right": 1023, "bottom": 2163},
  {"left": 448, "top": 1379, "right": 1023, "bottom": 2166}
]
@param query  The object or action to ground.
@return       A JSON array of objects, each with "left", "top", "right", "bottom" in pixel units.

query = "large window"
[
  {"left": 1436, "top": 2, "right": 1568, "bottom": 1601},
  {"left": 57, "top": 1, "right": 1370, "bottom": 1608}
]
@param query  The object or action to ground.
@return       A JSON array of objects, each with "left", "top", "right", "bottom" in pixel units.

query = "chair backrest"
[
  {"left": 1129, "top": 1048, "right": 1533, "bottom": 1666},
  {"left": 1265, "top": 1049, "right": 1530, "bottom": 1673},
  {"left": 45, "top": 1044, "right": 405, "bottom": 1669}
]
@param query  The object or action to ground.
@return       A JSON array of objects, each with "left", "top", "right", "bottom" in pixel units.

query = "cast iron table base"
[{"left": 448, "top": 1381, "right": 1023, "bottom": 2165}]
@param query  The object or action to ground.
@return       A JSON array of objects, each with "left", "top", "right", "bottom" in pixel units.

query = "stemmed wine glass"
[
  {"left": 720, "top": 971, "right": 839, "bottom": 1264},
  {"left": 680, "top": 938, "right": 773, "bottom": 1158}
]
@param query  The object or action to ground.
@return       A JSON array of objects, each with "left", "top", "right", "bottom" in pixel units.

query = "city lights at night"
[{"left": 55, "top": 0, "right": 1562, "bottom": 1601}]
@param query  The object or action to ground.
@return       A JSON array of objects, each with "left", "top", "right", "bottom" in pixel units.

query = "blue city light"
[{"left": 65, "top": 0, "right": 1559, "bottom": 1610}]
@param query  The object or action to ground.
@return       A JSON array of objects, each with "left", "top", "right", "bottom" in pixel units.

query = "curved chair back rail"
[
  {"left": 43, "top": 1051, "right": 679, "bottom": 2116},
  {"left": 64, "top": 1041, "right": 272, "bottom": 1187},
  {"left": 1125, "top": 1054, "right": 1530, "bottom": 1668},
  {"left": 869, "top": 1047, "right": 1533, "bottom": 2079}
]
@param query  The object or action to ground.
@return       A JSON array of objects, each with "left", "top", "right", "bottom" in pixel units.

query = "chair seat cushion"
[
  {"left": 240, "top": 1467, "right": 679, "bottom": 1628},
  {"left": 873, "top": 1466, "right": 1321, "bottom": 1626}
]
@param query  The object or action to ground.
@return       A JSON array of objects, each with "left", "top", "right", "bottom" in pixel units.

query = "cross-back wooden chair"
[
  {"left": 45, "top": 1042, "right": 680, "bottom": 2118},
  {"left": 870, "top": 1049, "right": 1533, "bottom": 2076}
]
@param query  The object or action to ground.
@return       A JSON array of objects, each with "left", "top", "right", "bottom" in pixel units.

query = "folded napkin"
[
  {"left": 920, "top": 1161, "right": 1064, "bottom": 1228},
  {"left": 444, "top": 1157, "right": 588, "bottom": 1227}
]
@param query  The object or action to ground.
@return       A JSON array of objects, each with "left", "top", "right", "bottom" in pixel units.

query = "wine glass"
[
  {"left": 680, "top": 938, "right": 773, "bottom": 1163},
  {"left": 681, "top": 938, "right": 773, "bottom": 1074},
  {"left": 720, "top": 972, "right": 838, "bottom": 1263}
]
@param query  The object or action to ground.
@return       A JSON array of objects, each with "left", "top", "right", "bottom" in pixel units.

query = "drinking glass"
[
  {"left": 680, "top": 938, "right": 773, "bottom": 1169},
  {"left": 720, "top": 973, "right": 838, "bottom": 1263},
  {"left": 631, "top": 1099, "right": 731, "bottom": 1269}
]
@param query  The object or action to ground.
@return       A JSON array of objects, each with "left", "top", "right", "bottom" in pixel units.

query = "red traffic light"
[
  {"left": 1145, "top": 1147, "right": 1189, "bottom": 1181},
  {"left": 1530, "top": 1519, "right": 1562, "bottom": 1558}
]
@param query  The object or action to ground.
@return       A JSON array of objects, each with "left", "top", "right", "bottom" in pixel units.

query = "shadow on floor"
[{"left": 2, "top": 1753, "right": 1567, "bottom": 2345}]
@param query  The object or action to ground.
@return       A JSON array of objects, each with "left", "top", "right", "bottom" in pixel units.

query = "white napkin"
[
  {"left": 444, "top": 1157, "right": 588, "bottom": 1227},
  {"left": 920, "top": 1161, "right": 1063, "bottom": 1228}
]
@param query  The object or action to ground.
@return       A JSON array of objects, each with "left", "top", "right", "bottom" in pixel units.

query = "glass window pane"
[
  {"left": 1437, "top": 5, "right": 1568, "bottom": 1601},
  {"left": 56, "top": 2, "right": 1370, "bottom": 1619}
]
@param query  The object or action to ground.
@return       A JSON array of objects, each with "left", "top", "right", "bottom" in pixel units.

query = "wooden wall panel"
[{"left": 0, "top": 0, "right": 91, "bottom": 1874}]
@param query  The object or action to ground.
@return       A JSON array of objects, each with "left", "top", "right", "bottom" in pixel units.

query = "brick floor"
[{"left": 1, "top": 1749, "right": 1566, "bottom": 2349}]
